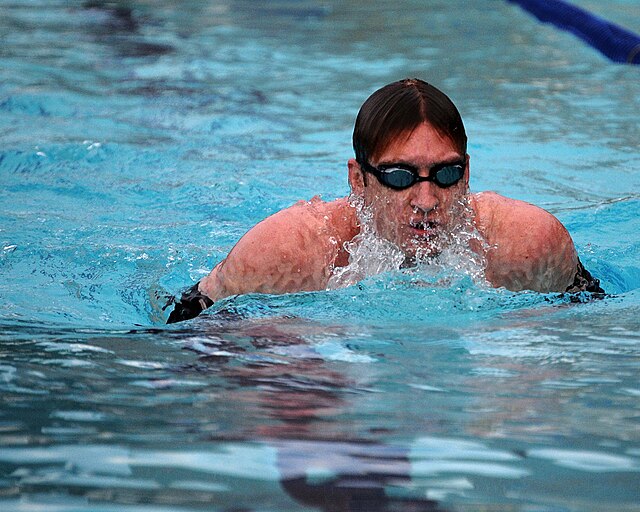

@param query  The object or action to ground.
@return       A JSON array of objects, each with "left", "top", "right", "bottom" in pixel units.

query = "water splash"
[
  {"left": 327, "top": 195, "right": 404, "bottom": 289},
  {"left": 328, "top": 195, "right": 489, "bottom": 289},
  {"left": 412, "top": 196, "right": 490, "bottom": 285}
]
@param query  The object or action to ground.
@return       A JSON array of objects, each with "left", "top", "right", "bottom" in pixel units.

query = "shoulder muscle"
[
  {"left": 202, "top": 197, "right": 356, "bottom": 299},
  {"left": 472, "top": 192, "right": 578, "bottom": 292}
]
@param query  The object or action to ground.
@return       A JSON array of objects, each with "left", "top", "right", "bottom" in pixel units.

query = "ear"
[
  {"left": 348, "top": 158, "right": 365, "bottom": 196},
  {"left": 463, "top": 153, "right": 470, "bottom": 190}
]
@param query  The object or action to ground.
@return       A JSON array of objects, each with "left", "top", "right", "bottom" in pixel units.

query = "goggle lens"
[
  {"left": 434, "top": 165, "right": 464, "bottom": 186},
  {"left": 382, "top": 169, "right": 415, "bottom": 189}
]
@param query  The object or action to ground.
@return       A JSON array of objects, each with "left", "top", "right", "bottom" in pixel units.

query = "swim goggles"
[{"left": 359, "top": 160, "right": 465, "bottom": 190}]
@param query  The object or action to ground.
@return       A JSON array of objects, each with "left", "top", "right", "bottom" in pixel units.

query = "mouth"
[{"left": 409, "top": 219, "right": 438, "bottom": 238}]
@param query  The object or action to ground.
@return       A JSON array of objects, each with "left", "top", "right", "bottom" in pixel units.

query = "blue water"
[{"left": 1, "top": 1, "right": 639, "bottom": 511}]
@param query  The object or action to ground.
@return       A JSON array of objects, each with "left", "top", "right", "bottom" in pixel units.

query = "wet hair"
[{"left": 353, "top": 78, "right": 467, "bottom": 164}]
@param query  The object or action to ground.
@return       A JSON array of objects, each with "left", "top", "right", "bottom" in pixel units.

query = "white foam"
[{"left": 327, "top": 195, "right": 404, "bottom": 289}]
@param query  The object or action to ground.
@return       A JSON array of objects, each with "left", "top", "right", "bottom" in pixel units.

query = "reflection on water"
[{"left": 1, "top": 311, "right": 639, "bottom": 510}]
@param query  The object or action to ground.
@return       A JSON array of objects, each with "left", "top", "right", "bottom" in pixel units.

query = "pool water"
[{"left": 1, "top": 1, "right": 639, "bottom": 511}]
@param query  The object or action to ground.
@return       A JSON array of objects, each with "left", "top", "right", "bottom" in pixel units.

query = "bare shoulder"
[
  {"left": 200, "top": 197, "right": 357, "bottom": 300},
  {"left": 470, "top": 191, "right": 578, "bottom": 292},
  {"left": 471, "top": 191, "right": 565, "bottom": 237},
  {"left": 245, "top": 196, "right": 356, "bottom": 251}
]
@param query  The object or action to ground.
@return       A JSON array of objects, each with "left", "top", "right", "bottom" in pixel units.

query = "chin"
[{"left": 401, "top": 238, "right": 442, "bottom": 261}]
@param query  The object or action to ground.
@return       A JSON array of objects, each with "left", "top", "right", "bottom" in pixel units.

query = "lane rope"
[{"left": 507, "top": 0, "right": 640, "bottom": 64}]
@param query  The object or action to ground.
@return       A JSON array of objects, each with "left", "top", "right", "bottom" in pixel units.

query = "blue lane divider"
[{"left": 507, "top": 0, "right": 640, "bottom": 64}]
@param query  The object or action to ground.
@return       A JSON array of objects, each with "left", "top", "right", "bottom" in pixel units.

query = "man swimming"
[{"left": 166, "top": 78, "right": 602, "bottom": 323}]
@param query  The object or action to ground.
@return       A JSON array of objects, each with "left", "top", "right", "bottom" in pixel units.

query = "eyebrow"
[{"left": 377, "top": 157, "right": 465, "bottom": 169}]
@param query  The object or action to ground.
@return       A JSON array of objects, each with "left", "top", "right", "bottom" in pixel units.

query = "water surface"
[{"left": 1, "top": 1, "right": 639, "bottom": 511}]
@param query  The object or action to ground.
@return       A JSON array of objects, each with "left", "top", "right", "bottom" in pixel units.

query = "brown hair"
[{"left": 353, "top": 78, "right": 467, "bottom": 164}]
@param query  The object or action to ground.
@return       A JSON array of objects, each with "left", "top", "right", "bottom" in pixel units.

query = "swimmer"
[{"left": 167, "top": 78, "right": 603, "bottom": 323}]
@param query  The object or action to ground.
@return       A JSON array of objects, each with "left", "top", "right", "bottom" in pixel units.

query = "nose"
[{"left": 410, "top": 181, "right": 439, "bottom": 214}]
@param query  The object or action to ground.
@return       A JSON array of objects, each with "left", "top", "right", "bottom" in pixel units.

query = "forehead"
[{"left": 374, "top": 123, "right": 461, "bottom": 165}]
